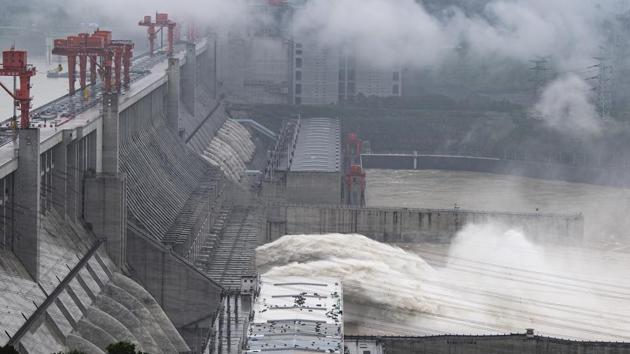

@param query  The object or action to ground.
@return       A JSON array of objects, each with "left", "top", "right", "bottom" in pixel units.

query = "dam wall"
[
  {"left": 0, "top": 38, "right": 246, "bottom": 353},
  {"left": 345, "top": 334, "right": 630, "bottom": 354},
  {"left": 126, "top": 224, "right": 223, "bottom": 352},
  {"left": 263, "top": 204, "right": 583, "bottom": 245},
  {"left": 0, "top": 210, "right": 190, "bottom": 354},
  {"left": 362, "top": 153, "right": 630, "bottom": 187},
  {"left": 118, "top": 42, "right": 241, "bottom": 351}
]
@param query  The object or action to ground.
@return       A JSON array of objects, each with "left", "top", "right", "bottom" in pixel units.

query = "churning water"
[
  {"left": 257, "top": 169, "right": 630, "bottom": 340},
  {"left": 257, "top": 230, "right": 630, "bottom": 341}
]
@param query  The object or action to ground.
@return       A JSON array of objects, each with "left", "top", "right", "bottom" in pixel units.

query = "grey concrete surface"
[
  {"left": 264, "top": 204, "right": 583, "bottom": 245},
  {"left": 84, "top": 175, "right": 127, "bottom": 269},
  {"left": 14, "top": 128, "right": 40, "bottom": 280},
  {"left": 167, "top": 57, "right": 181, "bottom": 132}
]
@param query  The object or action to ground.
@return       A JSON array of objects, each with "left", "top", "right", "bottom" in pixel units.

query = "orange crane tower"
[
  {"left": 139, "top": 13, "right": 177, "bottom": 57},
  {"left": 52, "top": 30, "right": 134, "bottom": 95},
  {"left": 0, "top": 49, "right": 36, "bottom": 128}
]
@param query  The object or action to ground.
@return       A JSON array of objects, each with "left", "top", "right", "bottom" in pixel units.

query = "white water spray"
[
  {"left": 202, "top": 120, "right": 255, "bottom": 183},
  {"left": 257, "top": 226, "right": 630, "bottom": 340}
]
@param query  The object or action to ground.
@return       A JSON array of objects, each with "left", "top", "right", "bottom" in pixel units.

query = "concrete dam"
[
  {"left": 0, "top": 39, "right": 259, "bottom": 353},
  {"left": 0, "top": 35, "right": 615, "bottom": 354}
]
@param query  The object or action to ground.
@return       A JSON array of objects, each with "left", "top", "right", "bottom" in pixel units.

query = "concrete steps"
[
  {"left": 165, "top": 175, "right": 222, "bottom": 246},
  {"left": 0, "top": 211, "right": 117, "bottom": 351},
  {"left": 0, "top": 251, "right": 45, "bottom": 346},
  {"left": 121, "top": 124, "right": 214, "bottom": 241},
  {"left": 204, "top": 207, "right": 259, "bottom": 289},
  {"left": 37, "top": 251, "right": 113, "bottom": 347},
  {"left": 194, "top": 206, "right": 232, "bottom": 267}
]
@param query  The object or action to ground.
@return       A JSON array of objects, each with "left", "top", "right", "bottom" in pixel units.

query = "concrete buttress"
[
  {"left": 84, "top": 93, "right": 127, "bottom": 268},
  {"left": 167, "top": 57, "right": 181, "bottom": 133},
  {"left": 15, "top": 128, "right": 41, "bottom": 280},
  {"left": 182, "top": 42, "right": 197, "bottom": 116}
]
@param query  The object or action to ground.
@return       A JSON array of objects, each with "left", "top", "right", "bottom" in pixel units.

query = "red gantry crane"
[
  {"left": 52, "top": 30, "right": 134, "bottom": 95},
  {"left": 0, "top": 49, "right": 36, "bottom": 129},
  {"left": 139, "top": 13, "right": 176, "bottom": 57}
]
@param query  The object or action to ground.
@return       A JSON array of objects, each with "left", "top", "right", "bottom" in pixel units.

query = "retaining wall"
[
  {"left": 126, "top": 225, "right": 223, "bottom": 351},
  {"left": 263, "top": 204, "right": 583, "bottom": 245},
  {"left": 345, "top": 335, "right": 630, "bottom": 354}
]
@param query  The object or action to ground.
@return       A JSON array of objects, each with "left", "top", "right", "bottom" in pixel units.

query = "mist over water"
[
  {"left": 257, "top": 230, "right": 630, "bottom": 341},
  {"left": 366, "top": 169, "right": 630, "bottom": 250},
  {"left": 258, "top": 169, "right": 630, "bottom": 340}
]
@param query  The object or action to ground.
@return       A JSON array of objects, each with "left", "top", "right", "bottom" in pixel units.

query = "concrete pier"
[
  {"left": 66, "top": 127, "right": 82, "bottom": 222},
  {"left": 102, "top": 93, "right": 119, "bottom": 175},
  {"left": 14, "top": 128, "right": 41, "bottom": 280},
  {"left": 84, "top": 176, "right": 127, "bottom": 268},
  {"left": 52, "top": 130, "right": 72, "bottom": 216},
  {"left": 84, "top": 93, "right": 127, "bottom": 268},
  {"left": 182, "top": 42, "right": 197, "bottom": 116},
  {"left": 167, "top": 57, "right": 181, "bottom": 133}
]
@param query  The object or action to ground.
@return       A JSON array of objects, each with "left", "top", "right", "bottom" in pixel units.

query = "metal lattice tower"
[
  {"left": 588, "top": 55, "right": 614, "bottom": 119},
  {"left": 528, "top": 56, "right": 551, "bottom": 119}
]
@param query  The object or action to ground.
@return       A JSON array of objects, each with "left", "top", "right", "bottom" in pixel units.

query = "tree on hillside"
[
  {"left": 0, "top": 345, "right": 18, "bottom": 354},
  {"left": 106, "top": 342, "right": 146, "bottom": 354}
]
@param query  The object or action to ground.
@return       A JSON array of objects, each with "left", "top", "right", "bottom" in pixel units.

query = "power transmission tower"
[
  {"left": 528, "top": 56, "right": 551, "bottom": 119},
  {"left": 529, "top": 56, "right": 551, "bottom": 95},
  {"left": 588, "top": 56, "right": 614, "bottom": 119}
]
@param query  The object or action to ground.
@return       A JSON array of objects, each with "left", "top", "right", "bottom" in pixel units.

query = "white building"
[
  {"left": 216, "top": 0, "right": 402, "bottom": 105},
  {"left": 291, "top": 40, "right": 340, "bottom": 105},
  {"left": 339, "top": 55, "right": 402, "bottom": 102},
  {"left": 243, "top": 276, "right": 344, "bottom": 353}
]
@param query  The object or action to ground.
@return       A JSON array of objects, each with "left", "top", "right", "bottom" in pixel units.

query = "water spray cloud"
[{"left": 257, "top": 227, "right": 630, "bottom": 340}]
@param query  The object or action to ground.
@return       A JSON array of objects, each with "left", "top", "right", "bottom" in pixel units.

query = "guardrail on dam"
[
  {"left": 263, "top": 203, "right": 583, "bottom": 244},
  {"left": 361, "top": 153, "right": 629, "bottom": 187}
]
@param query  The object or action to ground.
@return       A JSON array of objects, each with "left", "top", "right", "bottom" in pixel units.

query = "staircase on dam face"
[
  {"left": 199, "top": 207, "right": 260, "bottom": 290},
  {"left": 164, "top": 173, "right": 225, "bottom": 251},
  {"left": 193, "top": 206, "right": 232, "bottom": 268},
  {"left": 0, "top": 211, "right": 115, "bottom": 353},
  {"left": 121, "top": 120, "right": 221, "bottom": 243},
  {"left": 213, "top": 294, "right": 251, "bottom": 354},
  {"left": 19, "top": 252, "right": 114, "bottom": 354},
  {"left": 0, "top": 211, "right": 190, "bottom": 354}
]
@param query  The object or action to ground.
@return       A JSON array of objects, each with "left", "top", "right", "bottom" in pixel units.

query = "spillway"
[
  {"left": 201, "top": 119, "right": 256, "bottom": 183},
  {"left": 257, "top": 231, "right": 630, "bottom": 342}
]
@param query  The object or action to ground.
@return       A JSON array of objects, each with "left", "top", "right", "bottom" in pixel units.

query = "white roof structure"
[
  {"left": 245, "top": 276, "right": 344, "bottom": 353},
  {"left": 289, "top": 118, "right": 341, "bottom": 173}
]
